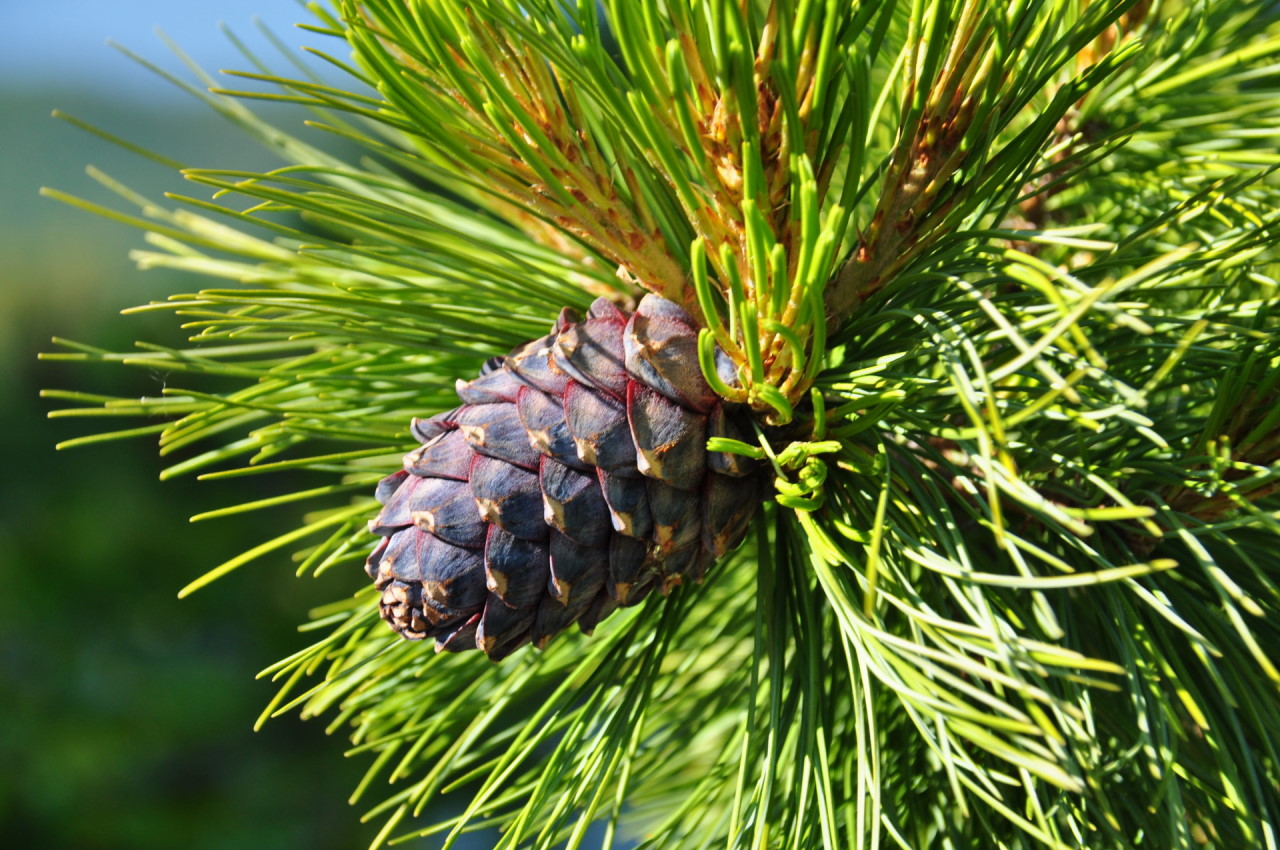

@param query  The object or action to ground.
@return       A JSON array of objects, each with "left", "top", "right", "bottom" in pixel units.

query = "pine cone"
[{"left": 365, "top": 295, "right": 766, "bottom": 660}]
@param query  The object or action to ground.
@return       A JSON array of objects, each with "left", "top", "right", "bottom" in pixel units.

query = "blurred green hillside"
[{"left": 1, "top": 88, "right": 372, "bottom": 849}]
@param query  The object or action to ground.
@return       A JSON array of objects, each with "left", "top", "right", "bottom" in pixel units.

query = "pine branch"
[{"left": 40, "top": 1, "right": 1280, "bottom": 847}]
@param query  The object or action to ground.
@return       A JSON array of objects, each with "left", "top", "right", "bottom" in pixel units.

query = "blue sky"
[{"left": 2, "top": 1, "right": 325, "bottom": 99}]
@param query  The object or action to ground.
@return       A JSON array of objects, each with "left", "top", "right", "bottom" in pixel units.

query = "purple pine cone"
[{"left": 366, "top": 295, "right": 766, "bottom": 660}]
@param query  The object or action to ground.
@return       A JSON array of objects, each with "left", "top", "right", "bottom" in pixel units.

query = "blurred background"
[{"left": 1, "top": 3, "right": 381, "bottom": 847}]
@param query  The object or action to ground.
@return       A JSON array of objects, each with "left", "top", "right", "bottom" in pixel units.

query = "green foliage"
[{"left": 44, "top": 1, "right": 1280, "bottom": 847}]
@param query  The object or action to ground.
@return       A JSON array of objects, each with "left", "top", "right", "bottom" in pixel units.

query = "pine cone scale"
[
  {"left": 483, "top": 526, "right": 548, "bottom": 609},
  {"left": 627, "top": 383, "right": 708, "bottom": 490},
  {"left": 457, "top": 404, "right": 542, "bottom": 470},
  {"left": 563, "top": 380, "right": 636, "bottom": 473},
  {"left": 409, "top": 479, "right": 486, "bottom": 548},
  {"left": 597, "top": 470, "right": 653, "bottom": 538},
  {"left": 404, "top": 430, "right": 473, "bottom": 479},
  {"left": 540, "top": 458, "right": 613, "bottom": 547},
  {"left": 515, "top": 386, "right": 588, "bottom": 470},
  {"left": 623, "top": 303, "right": 718, "bottom": 413},
  {"left": 469, "top": 456, "right": 545, "bottom": 540}
]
